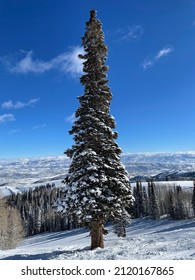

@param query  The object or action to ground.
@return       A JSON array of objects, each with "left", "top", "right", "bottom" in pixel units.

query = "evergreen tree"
[
  {"left": 134, "top": 181, "right": 145, "bottom": 218},
  {"left": 143, "top": 186, "right": 149, "bottom": 216},
  {"left": 113, "top": 208, "right": 130, "bottom": 237},
  {"left": 168, "top": 189, "right": 175, "bottom": 219},
  {"left": 148, "top": 182, "right": 160, "bottom": 220},
  {"left": 174, "top": 186, "right": 187, "bottom": 219},
  {"left": 192, "top": 183, "right": 195, "bottom": 217},
  {"left": 55, "top": 10, "right": 134, "bottom": 249}
]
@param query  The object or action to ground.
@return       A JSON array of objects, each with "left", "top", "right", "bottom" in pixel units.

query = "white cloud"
[
  {"left": 142, "top": 58, "right": 154, "bottom": 70},
  {"left": 8, "top": 129, "right": 21, "bottom": 135},
  {"left": 155, "top": 47, "right": 173, "bottom": 60},
  {"left": 142, "top": 46, "right": 174, "bottom": 70},
  {"left": 117, "top": 25, "right": 144, "bottom": 42},
  {"left": 0, "top": 114, "right": 15, "bottom": 124},
  {"left": 66, "top": 113, "right": 75, "bottom": 123},
  {"left": 33, "top": 124, "right": 46, "bottom": 130},
  {"left": 1, "top": 98, "right": 40, "bottom": 109},
  {"left": 9, "top": 51, "right": 52, "bottom": 74},
  {"left": 1, "top": 46, "right": 84, "bottom": 77},
  {"left": 53, "top": 47, "right": 84, "bottom": 77}
]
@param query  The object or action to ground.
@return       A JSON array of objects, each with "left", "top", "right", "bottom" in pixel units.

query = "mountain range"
[{"left": 1, "top": 152, "right": 195, "bottom": 189}]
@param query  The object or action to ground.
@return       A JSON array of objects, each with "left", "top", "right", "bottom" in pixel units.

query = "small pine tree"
[
  {"left": 174, "top": 186, "right": 187, "bottom": 219},
  {"left": 113, "top": 208, "right": 130, "bottom": 237},
  {"left": 136, "top": 181, "right": 146, "bottom": 218},
  {"left": 168, "top": 189, "right": 175, "bottom": 219},
  {"left": 143, "top": 186, "right": 149, "bottom": 216},
  {"left": 132, "top": 185, "right": 138, "bottom": 218},
  {"left": 192, "top": 183, "right": 195, "bottom": 217},
  {"left": 148, "top": 182, "right": 160, "bottom": 220},
  {"left": 54, "top": 10, "right": 134, "bottom": 249}
]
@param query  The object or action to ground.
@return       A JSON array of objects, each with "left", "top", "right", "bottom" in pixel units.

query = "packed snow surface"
[{"left": 0, "top": 218, "right": 195, "bottom": 260}]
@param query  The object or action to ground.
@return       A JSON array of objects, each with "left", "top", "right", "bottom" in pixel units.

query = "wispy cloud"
[
  {"left": 155, "top": 47, "right": 173, "bottom": 59},
  {"left": 0, "top": 114, "right": 15, "bottom": 124},
  {"left": 33, "top": 124, "right": 46, "bottom": 130},
  {"left": 8, "top": 129, "right": 21, "bottom": 135},
  {"left": 116, "top": 25, "right": 144, "bottom": 42},
  {"left": 1, "top": 98, "right": 40, "bottom": 109},
  {"left": 142, "top": 46, "right": 174, "bottom": 70},
  {"left": 66, "top": 113, "right": 76, "bottom": 123},
  {"left": 1, "top": 46, "right": 84, "bottom": 77}
]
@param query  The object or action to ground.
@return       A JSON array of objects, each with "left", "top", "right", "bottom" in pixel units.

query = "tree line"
[
  {"left": 6, "top": 183, "right": 77, "bottom": 236},
  {"left": 0, "top": 183, "right": 76, "bottom": 250},
  {"left": 132, "top": 181, "right": 195, "bottom": 220}
]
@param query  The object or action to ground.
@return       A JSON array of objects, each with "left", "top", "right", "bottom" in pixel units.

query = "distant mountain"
[
  {"left": 1, "top": 152, "right": 195, "bottom": 188},
  {"left": 121, "top": 152, "right": 195, "bottom": 181},
  {"left": 0, "top": 156, "right": 70, "bottom": 187}
]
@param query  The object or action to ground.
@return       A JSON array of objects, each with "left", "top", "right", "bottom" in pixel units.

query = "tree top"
[{"left": 90, "top": 10, "right": 97, "bottom": 19}]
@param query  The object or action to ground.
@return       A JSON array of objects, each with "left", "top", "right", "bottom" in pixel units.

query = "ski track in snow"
[{"left": 0, "top": 218, "right": 195, "bottom": 260}]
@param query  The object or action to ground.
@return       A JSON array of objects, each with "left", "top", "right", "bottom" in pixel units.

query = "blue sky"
[{"left": 0, "top": 0, "right": 195, "bottom": 158}]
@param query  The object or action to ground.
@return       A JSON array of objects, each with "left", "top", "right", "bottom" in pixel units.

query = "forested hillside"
[{"left": 1, "top": 180, "right": 194, "bottom": 251}]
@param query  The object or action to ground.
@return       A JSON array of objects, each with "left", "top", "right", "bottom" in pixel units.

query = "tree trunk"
[{"left": 90, "top": 219, "right": 104, "bottom": 250}]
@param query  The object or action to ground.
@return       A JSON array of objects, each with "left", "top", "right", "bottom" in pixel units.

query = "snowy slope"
[{"left": 0, "top": 218, "right": 195, "bottom": 260}]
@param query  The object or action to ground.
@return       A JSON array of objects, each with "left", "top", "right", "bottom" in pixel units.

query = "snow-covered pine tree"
[
  {"left": 133, "top": 181, "right": 146, "bottom": 218},
  {"left": 148, "top": 182, "right": 160, "bottom": 220},
  {"left": 174, "top": 186, "right": 187, "bottom": 219},
  {"left": 55, "top": 10, "right": 134, "bottom": 249},
  {"left": 192, "top": 183, "right": 195, "bottom": 217},
  {"left": 143, "top": 186, "right": 149, "bottom": 216},
  {"left": 113, "top": 208, "right": 130, "bottom": 237},
  {"left": 168, "top": 189, "right": 175, "bottom": 219}
]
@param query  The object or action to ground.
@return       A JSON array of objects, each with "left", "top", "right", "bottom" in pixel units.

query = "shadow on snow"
[{"left": 1, "top": 246, "right": 91, "bottom": 260}]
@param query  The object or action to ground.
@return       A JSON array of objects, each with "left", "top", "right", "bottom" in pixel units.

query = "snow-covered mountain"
[
  {"left": 122, "top": 151, "right": 195, "bottom": 181},
  {"left": 0, "top": 156, "right": 70, "bottom": 188},
  {"left": 1, "top": 151, "right": 195, "bottom": 189}
]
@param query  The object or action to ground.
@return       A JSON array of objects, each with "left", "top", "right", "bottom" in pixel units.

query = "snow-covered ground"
[{"left": 0, "top": 217, "right": 195, "bottom": 260}]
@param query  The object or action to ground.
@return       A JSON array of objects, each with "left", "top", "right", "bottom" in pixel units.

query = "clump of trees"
[
  {"left": 7, "top": 183, "right": 73, "bottom": 236},
  {"left": 132, "top": 181, "right": 195, "bottom": 220},
  {"left": 192, "top": 184, "right": 195, "bottom": 216},
  {"left": 0, "top": 199, "right": 24, "bottom": 250}
]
